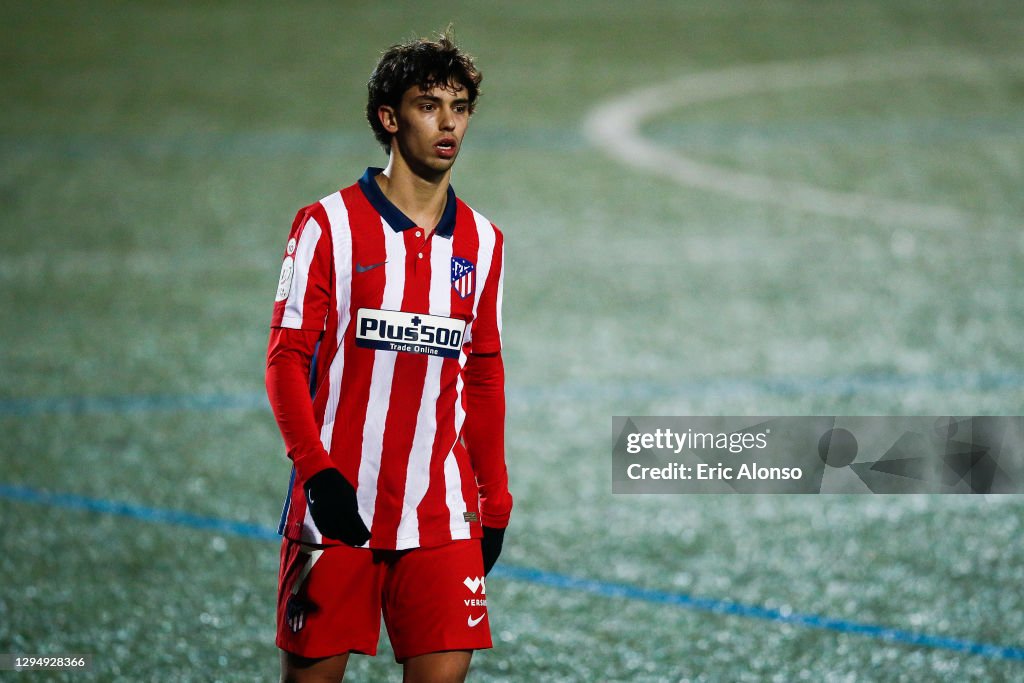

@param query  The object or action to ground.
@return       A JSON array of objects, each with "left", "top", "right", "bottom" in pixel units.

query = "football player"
[{"left": 266, "top": 29, "right": 511, "bottom": 683}]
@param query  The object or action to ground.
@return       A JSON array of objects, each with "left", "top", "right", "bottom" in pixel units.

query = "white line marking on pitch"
[{"left": 583, "top": 50, "right": 1023, "bottom": 229}]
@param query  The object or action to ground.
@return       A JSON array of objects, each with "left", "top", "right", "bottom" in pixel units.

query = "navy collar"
[{"left": 358, "top": 167, "right": 458, "bottom": 238}]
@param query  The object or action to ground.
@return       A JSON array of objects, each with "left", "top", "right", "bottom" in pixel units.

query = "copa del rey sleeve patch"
[
  {"left": 275, "top": 256, "right": 295, "bottom": 302},
  {"left": 274, "top": 238, "right": 298, "bottom": 302}
]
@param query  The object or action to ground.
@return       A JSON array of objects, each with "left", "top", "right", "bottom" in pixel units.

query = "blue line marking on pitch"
[
  {"left": 0, "top": 392, "right": 270, "bottom": 417},
  {"left": 0, "top": 128, "right": 585, "bottom": 159},
  {"left": 494, "top": 565, "right": 1024, "bottom": 662},
  {"left": 3, "top": 116, "right": 1021, "bottom": 160},
  {"left": 2, "top": 370, "right": 1023, "bottom": 417},
  {"left": 2, "top": 483, "right": 1022, "bottom": 663},
  {"left": 0, "top": 483, "right": 278, "bottom": 542}
]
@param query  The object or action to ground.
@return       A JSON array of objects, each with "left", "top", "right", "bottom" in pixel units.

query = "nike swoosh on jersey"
[
  {"left": 355, "top": 261, "right": 387, "bottom": 273},
  {"left": 467, "top": 613, "right": 486, "bottom": 628}
]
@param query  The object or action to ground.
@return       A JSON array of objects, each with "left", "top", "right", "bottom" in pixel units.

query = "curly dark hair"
[{"left": 366, "top": 29, "right": 483, "bottom": 152}]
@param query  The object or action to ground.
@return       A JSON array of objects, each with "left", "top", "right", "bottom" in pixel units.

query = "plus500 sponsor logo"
[{"left": 356, "top": 308, "right": 465, "bottom": 358}]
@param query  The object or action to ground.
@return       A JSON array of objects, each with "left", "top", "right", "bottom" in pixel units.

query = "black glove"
[
  {"left": 303, "top": 468, "right": 371, "bottom": 547},
  {"left": 481, "top": 526, "right": 505, "bottom": 575}
]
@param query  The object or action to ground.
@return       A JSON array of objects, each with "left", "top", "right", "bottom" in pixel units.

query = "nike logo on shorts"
[
  {"left": 467, "top": 613, "right": 486, "bottom": 628},
  {"left": 356, "top": 261, "right": 387, "bottom": 273}
]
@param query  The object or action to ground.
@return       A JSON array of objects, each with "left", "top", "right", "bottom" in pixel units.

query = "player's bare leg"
[
  {"left": 280, "top": 651, "right": 350, "bottom": 683},
  {"left": 402, "top": 650, "right": 472, "bottom": 683}
]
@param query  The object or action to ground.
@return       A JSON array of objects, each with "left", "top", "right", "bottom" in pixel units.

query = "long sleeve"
[
  {"left": 265, "top": 326, "right": 334, "bottom": 483},
  {"left": 462, "top": 351, "right": 512, "bottom": 528}
]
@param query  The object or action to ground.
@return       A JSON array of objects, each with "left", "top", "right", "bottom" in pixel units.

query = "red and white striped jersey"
[{"left": 271, "top": 168, "right": 506, "bottom": 550}]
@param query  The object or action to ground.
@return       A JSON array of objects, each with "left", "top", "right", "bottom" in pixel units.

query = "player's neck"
[{"left": 376, "top": 155, "right": 451, "bottom": 233}]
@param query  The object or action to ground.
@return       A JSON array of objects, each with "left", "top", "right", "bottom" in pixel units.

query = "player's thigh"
[
  {"left": 280, "top": 651, "right": 350, "bottom": 683},
  {"left": 277, "top": 540, "right": 385, "bottom": 659},
  {"left": 383, "top": 539, "right": 492, "bottom": 661},
  {"left": 402, "top": 650, "right": 472, "bottom": 683}
]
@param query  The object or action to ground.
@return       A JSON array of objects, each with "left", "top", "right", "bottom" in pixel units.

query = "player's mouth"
[{"left": 435, "top": 138, "right": 458, "bottom": 159}]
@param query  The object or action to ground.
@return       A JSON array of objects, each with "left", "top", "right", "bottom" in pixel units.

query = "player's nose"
[{"left": 439, "top": 107, "right": 456, "bottom": 131}]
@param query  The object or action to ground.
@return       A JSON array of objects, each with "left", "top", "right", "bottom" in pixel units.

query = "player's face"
[{"left": 383, "top": 83, "right": 471, "bottom": 179}]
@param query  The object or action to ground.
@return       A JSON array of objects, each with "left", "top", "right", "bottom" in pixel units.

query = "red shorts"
[{"left": 276, "top": 538, "right": 492, "bottom": 661}]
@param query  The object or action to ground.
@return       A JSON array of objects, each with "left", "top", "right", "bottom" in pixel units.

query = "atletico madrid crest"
[{"left": 451, "top": 257, "right": 475, "bottom": 299}]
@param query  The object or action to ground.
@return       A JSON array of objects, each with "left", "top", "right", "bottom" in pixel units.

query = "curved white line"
[{"left": 584, "top": 50, "right": 1023, "bottom": 229}]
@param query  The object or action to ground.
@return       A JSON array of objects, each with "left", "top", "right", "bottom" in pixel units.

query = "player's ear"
[{"left": 378, "top": 105, "right": 399, "bottom": 134}]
